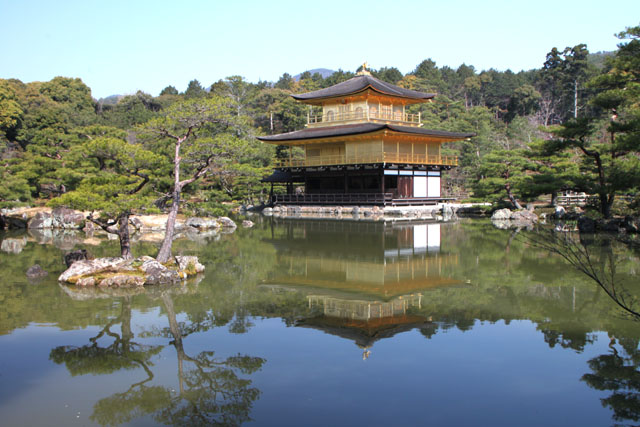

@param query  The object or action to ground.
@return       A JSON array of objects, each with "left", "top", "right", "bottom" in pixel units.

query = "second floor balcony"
[{"left": 307, "top": 109, "right": 421, "bottom": 127}]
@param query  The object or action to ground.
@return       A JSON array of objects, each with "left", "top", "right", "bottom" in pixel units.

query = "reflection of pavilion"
[
  {"left": 267, "top": 219, "right": 459, "bottom": 298},
  {"left": 299, "top": 293, "right": 433, "bottom": 358},
  {"left": 264, "top": 220, "right": 460, "bottom": 357}
]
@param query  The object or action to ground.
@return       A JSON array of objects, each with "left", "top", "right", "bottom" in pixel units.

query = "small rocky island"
[
  {"left": 58, "top": 255, "right": 205, "bottom": 287},
  {"left": 0, "top": 206, "right": 246, "bottom": 287}
]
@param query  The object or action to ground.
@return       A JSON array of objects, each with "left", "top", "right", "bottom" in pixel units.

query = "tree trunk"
[
  {"left": 574, "top": 79, "right": 578, "bottom": 119},
  {"left": 87, "top": 212, "right": 133, "bottom": 259},
  {"left": 601, "top": 193, "right": 614, "bottom": 219},
  {"left": 118, "top": 212, "right": 133, "bottom": 260},
  {"left": 551, "top": 191, "right": 558, "bottom": 207},
  {"left": 156, "top": 136, "right": 184, "bottom": 264},
  {"left": 505, "top": 182, "right": 523, "bottom": 210},
  {"left": 156, "top": 192, "right": 180, "bottom": 263}
]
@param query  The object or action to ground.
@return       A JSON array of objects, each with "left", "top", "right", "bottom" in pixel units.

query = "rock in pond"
[
  {"left": 26, "top": 264, "right": 48, "bottom": 278},
  {"left": 64, "top": 249, "right": 92, "bottom": 267}
]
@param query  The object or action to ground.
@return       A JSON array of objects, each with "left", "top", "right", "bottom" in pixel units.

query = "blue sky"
[{"left": 1, "top": 0, "right": 637, "bottom": 99}]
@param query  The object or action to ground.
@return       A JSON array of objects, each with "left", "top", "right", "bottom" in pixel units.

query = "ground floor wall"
[{"left": 283, "top": 167, "right": 445, "bottom": 199}]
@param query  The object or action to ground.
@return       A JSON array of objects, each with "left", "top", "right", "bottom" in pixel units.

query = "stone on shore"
[
  {"left": 490, "top": 208, "right": 538, "bottom": 229},
  {"left": 59, "top": 257, "right": 130, "bottom": 284},
  {"left": 28, "top": 211, "right": 54, "bottom": 229},
  {"left": 217, "top": 217, "right": 237, "bottom": 229},
  {"left": 491, "top": 208, "right": 512, "bottom": 221},
  {"left": 510, "top": 210, "right": 538, "bottom": 224},
  {"left": 139, "top": 257, "right": 181, "bottom": 285},
  {"left": 185, "top": 217, "right": 220, "bottom": 229},
  {"left": 27, "top": 208, "right": 85, "bottom": 229},
  {"left": 175, "top": 255, "right": 206, "bottom": 274}
]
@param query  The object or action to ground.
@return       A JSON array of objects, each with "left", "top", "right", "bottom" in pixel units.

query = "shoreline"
[{"left": 261, "top": 202, "right": 491, "bottom": 221}]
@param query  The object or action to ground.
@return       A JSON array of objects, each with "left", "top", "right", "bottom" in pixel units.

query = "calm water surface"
[{"left": 0, "top": 218, "right": 638, "bottom": 426}]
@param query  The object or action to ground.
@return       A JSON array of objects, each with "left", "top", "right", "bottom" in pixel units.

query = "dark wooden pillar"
[
  {"left": 304, "top": 169, "right": 308, "bottom": 194},
  {"left": 344, "top": 169, "right": 348, "bottom": 194}
]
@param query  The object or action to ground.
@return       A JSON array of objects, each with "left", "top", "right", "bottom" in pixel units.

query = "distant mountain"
[
  {"left": 293, "top": 68, "right": 335, "bottom": 80},
  {"left": 98, "top": 94, "right": 123, "bottom": 105},
  {"left": 587, "top": 51, "right": 614, "bottom": 70}
]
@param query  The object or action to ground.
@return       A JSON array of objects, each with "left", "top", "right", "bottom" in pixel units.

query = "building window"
[
  {"left": 338, "top": 104, "right": 350, "bottom": 120},
  {"left": 369, "top": 104, "right": 378, "bottom": 118},
  {"left": 326, "top": 110, "right": 335, "bottom": 122},
  {"left": 381, "top": 104, "right": 392, "bottom": 119},
  {"left": 355, "top": 106, "right": 363, "bottom": 118},
  {"left": 393, "top": 105, "right": 403, "bottom": 121}
]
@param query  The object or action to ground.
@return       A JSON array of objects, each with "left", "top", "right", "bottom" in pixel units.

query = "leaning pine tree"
[{"left": 139, "top": 96, "right": 246, "bottom": 263}]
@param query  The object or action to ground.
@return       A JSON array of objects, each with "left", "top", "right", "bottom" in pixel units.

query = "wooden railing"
[
  {"left": 307, "top": 110, "right": 421, "bottom": 126},
  {"left": 556, "top": 194, "right": 589, "bottom": 206},
  {"left": 274, "top": 193, "right": 393, "bottom": 205},
  {"left": 273, "top": 153, "right": 458, "bottom": 168}
]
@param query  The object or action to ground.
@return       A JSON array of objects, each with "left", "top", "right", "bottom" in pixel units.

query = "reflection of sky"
[
  {"left": 240, "top": 319, "right": 614, "bottom": 426},
  {"left": 5, "top": 317, "right": 613, "bottom": 426}
]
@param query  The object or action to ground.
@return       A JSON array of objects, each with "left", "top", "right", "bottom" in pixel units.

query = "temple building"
[{"left": 259, "top": 66, "right": 474, "bottom": 206}]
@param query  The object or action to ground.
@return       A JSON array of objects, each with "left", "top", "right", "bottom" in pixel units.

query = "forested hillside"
[{"left": 1, "top": 25, "right": 638, "bottom": 218}]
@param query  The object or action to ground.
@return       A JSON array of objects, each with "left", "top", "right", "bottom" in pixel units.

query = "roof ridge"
[{"left": 291, "top": 74, "right": 435, "bottom": 101}]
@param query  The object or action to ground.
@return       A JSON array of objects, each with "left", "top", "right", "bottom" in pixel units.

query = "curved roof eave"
[
  {"left": 257, "top": 123, "right": 475, "bottom": 143},
  {"left": 291, "top": 75, "right": 435, "bottom": 102}
]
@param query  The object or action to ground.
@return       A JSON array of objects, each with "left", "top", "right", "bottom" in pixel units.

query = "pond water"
[{"left": 0, "top": 218, "right": 638, "bottom": 426}]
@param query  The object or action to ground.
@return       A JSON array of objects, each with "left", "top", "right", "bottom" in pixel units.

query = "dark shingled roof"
[
  {"left": 291, "top": 74, "right": 435, "bottom": 101},
  {"left": 261, "top": 169, "right": 292, "bottom": 182},
  {"left": 258, "top": 123, "right": 474, "bottom": 143}
]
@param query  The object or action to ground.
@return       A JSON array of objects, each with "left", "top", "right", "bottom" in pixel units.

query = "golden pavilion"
[{"left": 259, "top": 65, "right": 473, "bottom": 206}]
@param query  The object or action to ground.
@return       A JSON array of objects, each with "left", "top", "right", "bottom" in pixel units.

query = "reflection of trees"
[
  {"left": 582, "top": 337, "right": 640, "bottom": 425},
  {"left": 541, "top": 328, "right": 596, "bottom": 352},
  {"left": 50, "top": 292, "right": 265, "bottom": 426},
  {"left": 50, "top": 296, "right": 161, "bottom": 377},
  {"left": 152, "top": 292, "right": 265, "bottom": 426},
  {"left": 527, "top": 231, "right": 640, "bottom": 320}
]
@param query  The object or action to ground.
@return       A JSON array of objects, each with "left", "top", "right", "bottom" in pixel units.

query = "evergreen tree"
[
  {"left": 49, "top": 135, "right": 163, "bottom": 259},
  {"left": 551, "top": 25, "right": 640, "bottom": 218}
]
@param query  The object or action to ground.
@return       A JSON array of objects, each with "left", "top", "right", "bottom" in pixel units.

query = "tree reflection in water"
[
  {"left": 49, "top": 296, "right": 161, "bottom": 379},
  {"left": 582, "top": 337, "right": 640, "bottom": 426},
  {"left": 50, "top": 292, "right": 265, "bottom": 426},
  {"left": 526, "top": 231, "right": 640, "bottom": 320},
  {"left": 527, "top": 231, "right": 640, "bottom": 424}
]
